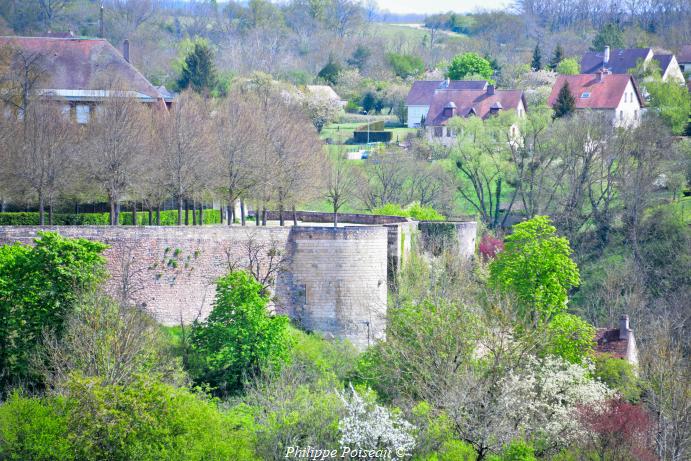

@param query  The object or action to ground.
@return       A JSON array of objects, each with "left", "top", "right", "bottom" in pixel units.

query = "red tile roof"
[
  {"left": 406, "top": 80, "right": 488, "bottom": 105},
  {"left": 547, "top": 74, "right": 643, "bottom": 110},
  {"left": 0, "top": 36, "right": 162, "bottom": 102},
  {"left": 678, "top": 45, "right": 691, "bottom": 64},
  {"left": 595, "top": 328, "right": 629, "bottom": 359},
  {"left": 425, "top": 88, "right": 524, "bottom": 125}
]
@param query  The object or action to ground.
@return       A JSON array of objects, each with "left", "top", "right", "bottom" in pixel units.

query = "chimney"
[
  {"left": 603, "top": 46, "right": 610, "bottom": 66},
  {"left": 123, "top": 39, "right": 130, "bottom": 63},
  {"left": 487, "top": 84, "right": 495, "bottom": 95},
  {"left": 596, "top": 70, "right": 606, "bottom": 83},
  {"left": 619, "top": 314, "right": 630, "bottom": 340},
  {"left": 444, "top": 78, "right": 450, "bottom": 88}
]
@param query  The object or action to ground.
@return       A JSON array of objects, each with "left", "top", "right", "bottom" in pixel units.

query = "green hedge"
[{"left": 0, "top": 210, "right": 222, "bottom": 226}]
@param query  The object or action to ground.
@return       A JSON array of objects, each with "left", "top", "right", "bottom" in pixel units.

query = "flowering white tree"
[
  {"left": 338, "top": 384, "right": 416, "bottom": 460},
  {"left": 498, "top": 356, "right": 613, "bottom": 451}
]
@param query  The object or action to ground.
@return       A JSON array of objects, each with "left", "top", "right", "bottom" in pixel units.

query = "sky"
[{"left": 375, "top": 0, "right": 512, "bottom": 15}]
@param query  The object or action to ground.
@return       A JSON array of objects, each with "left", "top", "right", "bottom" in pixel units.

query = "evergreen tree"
[
  {"left": 317, "top": 55, "right": 342, "bottom": 85},
  {"left": 177, "top": 42, "right": 219, "bottom": 95},
  {"left": 531, "top": 44, "right": 542, "bottom": 70},
  {"left": 553, "top": 82, "right": 576, "bottom": 119},
  {"left": 549, "top": 44, "right": 564, "bottom": 70},
  {"left": 591, "top": 23, "right": 624, "bottom": 51}
]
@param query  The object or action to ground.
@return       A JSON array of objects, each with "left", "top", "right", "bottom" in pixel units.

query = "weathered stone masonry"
[{"left": 0, "top": 220, "right": 476, "bottom": 349}]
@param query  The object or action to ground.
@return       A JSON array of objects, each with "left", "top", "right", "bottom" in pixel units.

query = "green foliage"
[
  {"left": 411, "top": 402, "right": 477, "bottom": 460},
  {"left": 556, "top": 58, "right": 580, "bottom": 75},
  {"left": 189, "top": 271, "right": 292, "bottom": 395},
  {"left": 176, "top": 39, "right": 219, "bottom": 95},
  {"left": 447, "top": 53, "right": 494, "bottom": 82},
  {"left": 593, "top": 354, "right": 641, "bottom": 402},
  {"left": 0, "top": 232, "right": 107, "bottom": 393},
  {"left": 317, "top": 54, "right": 342, "bottom": 85},
  {"left": 0, "top": 392, "right": 71, "bottom": 460},
  {"left": 489, "top": 216, "right": 580, "bottom": 324},
  {"left": 288, "top": 327, "right": 358, "bottom": 382},
  {"left": 553, "top": 81, "right": 576, "bottom": 118},
  {"left": 0, "top": 374, "right": 254, "bottom": 461},
  {"left": 531, "top": 44, "right": 542, "bottom": 70},
  {"left": 0, "top": 210, "right": 222, "bottom": 226},
  {"left": 387, "top": 52, "right": 425, "bottom": 78},
  {"left": 646, "top": 79, "right": 691, "bottom": 135},
  {"left": 591, "top": 23, "right": 624, "bottom": 51},
  {"left": 500, "top": 440, "right": 537, "bottom": 461},
  {"left": 544, "top": 313, "right": 596, "bottom": 364},
  {"left": 372, "top": 203, "right": 446, "bottom": 221}
]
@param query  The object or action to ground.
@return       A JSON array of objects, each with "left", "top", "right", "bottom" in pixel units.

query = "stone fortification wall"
[
  {"left": 0, "top": 221, "right": 476, "bottom": 349},
  {"left": 260, "top": 211, "right": 410, "bottom": 225},
  {"left": 280, "top": 227, "right": 388, "bottom": 349},
  {"left": 0, "top": 225, "right": 389, "bottom": 348}
]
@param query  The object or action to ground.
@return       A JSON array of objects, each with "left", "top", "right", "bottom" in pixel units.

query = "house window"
[
  {"left": 446, "top": 128, "right": 454, "bottom": 137},
  {"left": 634, "top": 110, "right": 638, "bottom": 119},
  {"left": 434, "top": 126, "right": 443, "bottom": 137},
  {"left": 624, "top": 93, "right": 627, "bottom": 103},
  {"left": 76, "top": 104, "right": 90, "bottom": 124},
  {"left": 619, "top": 110, "right": 624, "bottom": 120},
  {"left": 581, "top": 92, "right": 591, "bottom": 98}
]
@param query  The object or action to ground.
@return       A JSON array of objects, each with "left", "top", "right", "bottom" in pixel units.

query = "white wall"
[
  {"left": 613, "top": 80, "right": 642, "bottom": 127},
  {"left": 407, "top": 105, "right": 429, "bottom": 128},
  {"left": 662, "top": 55, "right": 685, "bottom": 83}
]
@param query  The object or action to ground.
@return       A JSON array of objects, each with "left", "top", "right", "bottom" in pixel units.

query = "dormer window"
[{"left": 581, "top": 92, "right": 591, "bottom": 99}]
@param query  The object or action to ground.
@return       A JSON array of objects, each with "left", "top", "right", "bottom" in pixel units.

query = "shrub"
[
  {"left": 386, "top": 52, "right": 425, "bottom": 78},
  {"left": 372, "top": 203, "right": 445, "bottom": 221},
  {"left": 0, "top": 392, "right": 71, "bottom": 460},
  {"left": 593, "top": 354, "right": 641, "bottom": 402},
  {"left": 0, "top": 232, "right": 107, "bottom": 394},
  {"left": 0, "top": 210, "right": 221, "bottom": 226},
  {"left": 479, "top": 234, "right": 504, "bottom": 261},
  {"left": 188, "top": 271, "right": 292, "bottom": 395},
  {"left": 499, "top": 440, "right": 536, "bottom": 461}
]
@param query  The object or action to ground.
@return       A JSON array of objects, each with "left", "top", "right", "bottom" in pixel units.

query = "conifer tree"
[
  {"left": 549, "top": 44, "right": 564, "bottom": 70},
  {"left": 531, "top": 43, "right": 542, "bottom": 70},
  {"left": 553, "top": 82, "right": 576, "bottom": 119},
  {"left": 177, "top": 42, "right": 218, "bottom": 95}
]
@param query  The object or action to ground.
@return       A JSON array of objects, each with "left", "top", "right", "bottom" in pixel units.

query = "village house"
[
  {"left": 595, "top": 315, "right": 639, "bottom": 369},
  {"left": 405, "top": 79, "right": 488, "bottom": 128},
  {"left": 405, "top": 79, "right": 526, "bottom": 145},
  {"left": 548, "top": 71, "right": 644, "bottom": 127},
  {"left": 581, "top": 46, "right": 685, "bottom": 83},
  {"left": 0, "top": 36, "right": 166, "bottom": 122},
  {"left": 674, "top": 45, "right": 691, "bottom": 74}
]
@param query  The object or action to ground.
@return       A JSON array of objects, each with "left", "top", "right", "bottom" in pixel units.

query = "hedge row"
[
  {"left": 353, "top": 131, "right": 392, "bottom": 143},
  {"left": 0, "top": 210, "right": 222, "bottom": 226}
]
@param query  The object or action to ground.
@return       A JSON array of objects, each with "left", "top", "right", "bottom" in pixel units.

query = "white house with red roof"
[{"left": 548, "top": 72, "right": 644, "bottom": 127}]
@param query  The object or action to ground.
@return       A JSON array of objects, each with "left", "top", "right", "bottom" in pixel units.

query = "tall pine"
[
  {"left": 531, "top": 43, "right": 542, "bottom": 70},
  {"left": 177, "top": 42, "right": 218, "bottom": 95},
  {"left": 549, "top": 44, "right": 564, "bottom": 70},
  {"left": 553, "top": 82, "right": 575, "bottom": 119}
]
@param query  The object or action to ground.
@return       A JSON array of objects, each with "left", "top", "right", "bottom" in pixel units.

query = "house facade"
[
  {"left": 405, "top": 79, "right": 488, "bottom": 128},
  {"left": 595, "top": 315, "right": 639, "bottom": 369},
  {"left": 581, "top": 46, "right": 685, "bottom": 83},
  {"left": 675, "top": 45, "right": 691, "bottom": 74},
  {"left": 0, "top": 36, "right": 166, "bottom": 122},
  {"left": 548, "top": 72, "right": 644, "bottom": 127}
]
